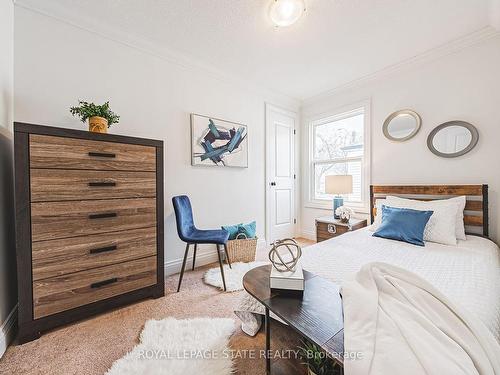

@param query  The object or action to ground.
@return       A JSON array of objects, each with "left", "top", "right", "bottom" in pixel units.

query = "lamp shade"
[{"left": 325, "top": 175, "right": 353, "bottom": 195}]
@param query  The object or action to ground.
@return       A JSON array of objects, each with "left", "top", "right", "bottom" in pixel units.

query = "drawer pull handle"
[
  {"left": 327, "top": 224, "right": 337, "bottom": 234},
  {"left": 88, "top": 212, "right": 117, "bottom": 220},
  {"left": 88, "top": 152, "right": 116, "bottom": 158},
  {"left": 91, "top": 278, "right": 118, "bottom": 289},
  {"left": 89, "top": 245, "right": 117, "bottom": 254},
  {"left": 88, "top": 181, "right": 116, "bottom": 187}
]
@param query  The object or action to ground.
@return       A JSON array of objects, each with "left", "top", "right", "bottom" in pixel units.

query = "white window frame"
[{"left": 305, "top": 100, "right": 371, "bottom": 213}]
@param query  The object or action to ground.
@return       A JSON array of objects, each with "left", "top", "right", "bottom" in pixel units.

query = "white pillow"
[
  {"left": 385, "top": 196, "right": 459, "bottom": 245},
  {"left": 387, "top": 196, "right": 466, "bottom": 240},
  {"left": 368, "top": 198, "right": 388, "bottom": 231}
]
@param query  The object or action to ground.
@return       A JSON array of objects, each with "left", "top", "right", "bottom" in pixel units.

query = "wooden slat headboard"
[{"left": 370, "top": 185, "right": 488, "bottom": 237}]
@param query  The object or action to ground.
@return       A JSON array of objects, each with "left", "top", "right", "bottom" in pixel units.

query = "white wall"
[
  {"left": 301, "top": 36, "right": 500, "bottom": 243},
  {"left": 0, "top": 0, "right": 16, "bottom": 358},
  {"left": 490, "top": 0, "right": 500, "bottom": 30},
  {"left": 14, "top": 7, "right": 299, "bottom": 275}
]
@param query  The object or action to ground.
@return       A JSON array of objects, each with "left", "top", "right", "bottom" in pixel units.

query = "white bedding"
[
  {"left": 342, "top": 262, "right": 500, "bottom": 374},
  {"left": 236, "top": 228, "right": 500, "bottom": 339}
]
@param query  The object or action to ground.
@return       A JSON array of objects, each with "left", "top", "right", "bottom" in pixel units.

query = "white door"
[{"left": 266, "top": 104, "right": 296, "bottom": 243}]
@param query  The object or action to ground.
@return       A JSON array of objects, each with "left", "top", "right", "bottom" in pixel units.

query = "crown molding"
[
  {"left": 303, "top": 26, "right": 500, "bottom": 105},
  {"left": 14, "top": 1, "right": 500, "bottom": 109},
  {"left": 14, "top": 0, "right": 301, "bottom": 108}
]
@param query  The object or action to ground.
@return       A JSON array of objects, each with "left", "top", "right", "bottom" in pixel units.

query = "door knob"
[{"left": 270, "top": 182, "right": 276, "bottom": 186}]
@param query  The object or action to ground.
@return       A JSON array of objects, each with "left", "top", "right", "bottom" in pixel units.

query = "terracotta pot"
[{"left": 88, "top": 116, "right": 108, "bottom": 133}]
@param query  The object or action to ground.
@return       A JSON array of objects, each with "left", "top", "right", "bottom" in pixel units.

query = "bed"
[
  {"left": 301, "top": 227, "right": 500, "bottom": 339},
  {"left": 236, "top": 185, "right": 500, "bottom": 343}
]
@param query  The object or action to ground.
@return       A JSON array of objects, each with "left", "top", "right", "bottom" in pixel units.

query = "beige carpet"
[{"left": 0, "top": 238, "right": 314, "bottom": 375}]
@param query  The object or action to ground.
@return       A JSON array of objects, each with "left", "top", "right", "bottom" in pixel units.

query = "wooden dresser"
[{"left": 14, "top": 123, "right": 164, "bottom": 343}]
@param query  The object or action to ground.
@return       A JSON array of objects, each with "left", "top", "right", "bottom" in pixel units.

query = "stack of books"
[{"left": 270, "top": 262, "right": 304, "bottom": 292}]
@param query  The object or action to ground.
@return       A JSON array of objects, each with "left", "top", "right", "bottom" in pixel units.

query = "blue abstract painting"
[{"left": 191, "top": 114, "right": 248, "bottom": 167}]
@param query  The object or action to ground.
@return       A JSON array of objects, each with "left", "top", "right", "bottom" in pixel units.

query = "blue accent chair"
[{"left": 172, "top": 195, "right": 231, "bottom": 292}]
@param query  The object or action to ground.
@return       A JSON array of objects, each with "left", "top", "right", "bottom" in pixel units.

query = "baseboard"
[
  {"left": 164, "top": 251, "right": 219, "bottom": 276},
  {"left": 165, "top": 238, "right": 268, "bottom": 276},
  {"left": 0, "top": 304, "right": 18, "bottom": 359},
  {"left": 300, "top": 229, "right": 316, "bottom": 241},
  {"left": 256, "top": 238, "right": 267, "bottom": 250}
]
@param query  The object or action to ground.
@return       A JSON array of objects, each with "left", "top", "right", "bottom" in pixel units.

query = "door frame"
[{"left": 265, "top": 103, "right": 300, "bottom": 245}]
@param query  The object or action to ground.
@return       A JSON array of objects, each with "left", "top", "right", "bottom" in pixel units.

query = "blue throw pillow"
[
  {"left": 222, "top": 224, "right": 242, "bottom": 240},
  {"left": 373, "top": 205, "right": 433, "bottom": 246},
  {"left": 238, "top": 221, "right": 256, "bottom": 239}
]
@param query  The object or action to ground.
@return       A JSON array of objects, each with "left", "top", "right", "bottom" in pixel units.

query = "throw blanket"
[{"left": 342, "top": 263, "right": 500, "bottom": 375}]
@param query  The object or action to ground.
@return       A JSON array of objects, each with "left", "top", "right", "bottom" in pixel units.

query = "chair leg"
[
  {"left": 216, "top": 244, "right": 227, "bottom": 291},
  {"left": 177, "top": 243, "right": 190, "bottom": 292},
  {"left": 192, "top": 244, "right": 197, "bottom": 270},
  {"left": 223, "top": 244, "right": 232, "bottom": 269}
]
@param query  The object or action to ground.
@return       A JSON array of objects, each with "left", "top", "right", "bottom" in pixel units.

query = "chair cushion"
[{"left": 187, "top": 229, "right": 230, "bottom": 244}]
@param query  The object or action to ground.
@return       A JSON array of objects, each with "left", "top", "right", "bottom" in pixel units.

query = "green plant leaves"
[
  {"left": 69, "top": 100, "right": 120, "bottom": 127},
  {"left": 297, "top": 339, "right": 340, "bottom": 375}
]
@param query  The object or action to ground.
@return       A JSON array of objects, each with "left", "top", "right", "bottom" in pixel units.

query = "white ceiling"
[{"left": 17, "top": 0, "right": 495, "bottom": 101}]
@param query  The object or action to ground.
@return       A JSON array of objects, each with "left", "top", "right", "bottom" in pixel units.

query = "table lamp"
[{"left": 325, "top": 175, "right": 353, "bottom": 219}]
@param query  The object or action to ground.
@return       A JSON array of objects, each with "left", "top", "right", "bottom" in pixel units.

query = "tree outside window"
[{"left": 312, "top": 110, "right": 364, "bottom": 204}]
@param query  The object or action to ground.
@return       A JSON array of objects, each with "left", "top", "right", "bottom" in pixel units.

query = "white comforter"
[
  {"left": 342, "top": 262, "right": 500, "bottom": 374},
  {"left": 236, "top": 228, "right": 500, "bottom": 340}
]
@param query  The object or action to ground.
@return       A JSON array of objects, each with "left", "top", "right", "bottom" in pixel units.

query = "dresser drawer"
[
  {"left": 30, "top": 169, "right": 156, "bottom": 202},
  {"left": 30, "top": 134, "right": 156, "bottom": 171},
  {"left": 317, "top": 222, "right": 349, "bottom": 241},
  {"left": 316, "top": 218, "right": 367, "bottom": 242},
  {"left": 31, "top": 198, "right": 156, "bottom": 242},
  {"left": 33, "top": 256, "right": 157, "bottom": 319},
  {"left": 32, "top": 227, "right": 157, "bottom": 281}
]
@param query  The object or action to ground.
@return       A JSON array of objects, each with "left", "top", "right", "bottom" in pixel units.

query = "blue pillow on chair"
[{"left": 373, "top": 205, "right": 433, "bottom": 246}]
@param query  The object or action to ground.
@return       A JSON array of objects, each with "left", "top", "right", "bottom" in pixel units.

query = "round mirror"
[
  {"left": 427, "top": 121, "right": 479, "bottom": 158},
  {"left": 383, "top": 109, "right": 421, "bottom": 141}
]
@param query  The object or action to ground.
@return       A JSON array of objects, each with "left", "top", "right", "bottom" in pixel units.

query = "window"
[{"left": 308, "top": 104, "right": 370, "bottom": 212}]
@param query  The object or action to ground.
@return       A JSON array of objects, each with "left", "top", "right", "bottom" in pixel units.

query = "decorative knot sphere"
[{"left": 268, "top": 238, "right": 302, "bottom": 272}]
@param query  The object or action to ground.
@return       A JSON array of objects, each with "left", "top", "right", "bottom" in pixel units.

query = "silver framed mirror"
[
  {"left": 427, "top": 121, "right": 479, "bottom": 158},
  {"left": 383, "top": 109, "right": 422, "bottom": 142}
]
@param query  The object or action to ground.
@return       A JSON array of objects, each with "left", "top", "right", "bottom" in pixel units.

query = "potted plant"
[
  {"left": 298, "top": 340, "right": 339, "bottom": 375},
  {"left": 70, "top": 100, "right": 120, "bottom": 133}
]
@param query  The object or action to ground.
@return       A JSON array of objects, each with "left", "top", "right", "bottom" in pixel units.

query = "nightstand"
[{"left": 315, "top": 216, "right": 367, "bottom": 242}]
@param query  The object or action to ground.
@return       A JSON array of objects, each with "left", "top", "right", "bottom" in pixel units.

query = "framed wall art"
[{"left": 191, "top": 114, "right": 248, "bottom": 168}]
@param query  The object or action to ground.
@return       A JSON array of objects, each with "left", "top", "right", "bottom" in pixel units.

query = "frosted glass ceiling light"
[{"left": 269, "top": 0, "right": 306, "bottom": 27}]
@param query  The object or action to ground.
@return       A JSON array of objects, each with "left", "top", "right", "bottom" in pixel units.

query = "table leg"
[{"left": 265, "top": 307, "right": 271, "bottom": 374}]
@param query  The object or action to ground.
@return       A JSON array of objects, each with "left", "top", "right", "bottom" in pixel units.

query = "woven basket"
[{"left": 226, "top": 233, "right": 257, "bottom": 263}]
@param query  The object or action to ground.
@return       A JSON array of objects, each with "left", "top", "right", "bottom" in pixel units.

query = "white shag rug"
[
  {"left": 204, "top": 261, "right": 267, "bottom": 292},
  {"left": 106, "top": 318, "right": 235, "bottom": 375}
]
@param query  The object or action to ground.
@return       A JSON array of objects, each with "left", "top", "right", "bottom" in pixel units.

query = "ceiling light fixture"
[{"left": 269, "top": 0, "right": 306, "bottom": 27}]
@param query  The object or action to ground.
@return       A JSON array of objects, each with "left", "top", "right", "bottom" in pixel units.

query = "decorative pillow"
[
  {"left": 386, "top": 195, "right": 466, "bottom": 240},
  {"left": 221, "top": 223, "right": 242, "bottom": 240},
  {"left": 368, "top": 198, "right": 389, "bottom": 232},
  {"left": 373, "top": 206, "right": 433, "bottom": 246},
  {"left": 238, "top": 221, "right": 256, "bottom": 238},
  {"left": 384, "top": 196, "right": 458, "bottom": 246}
]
